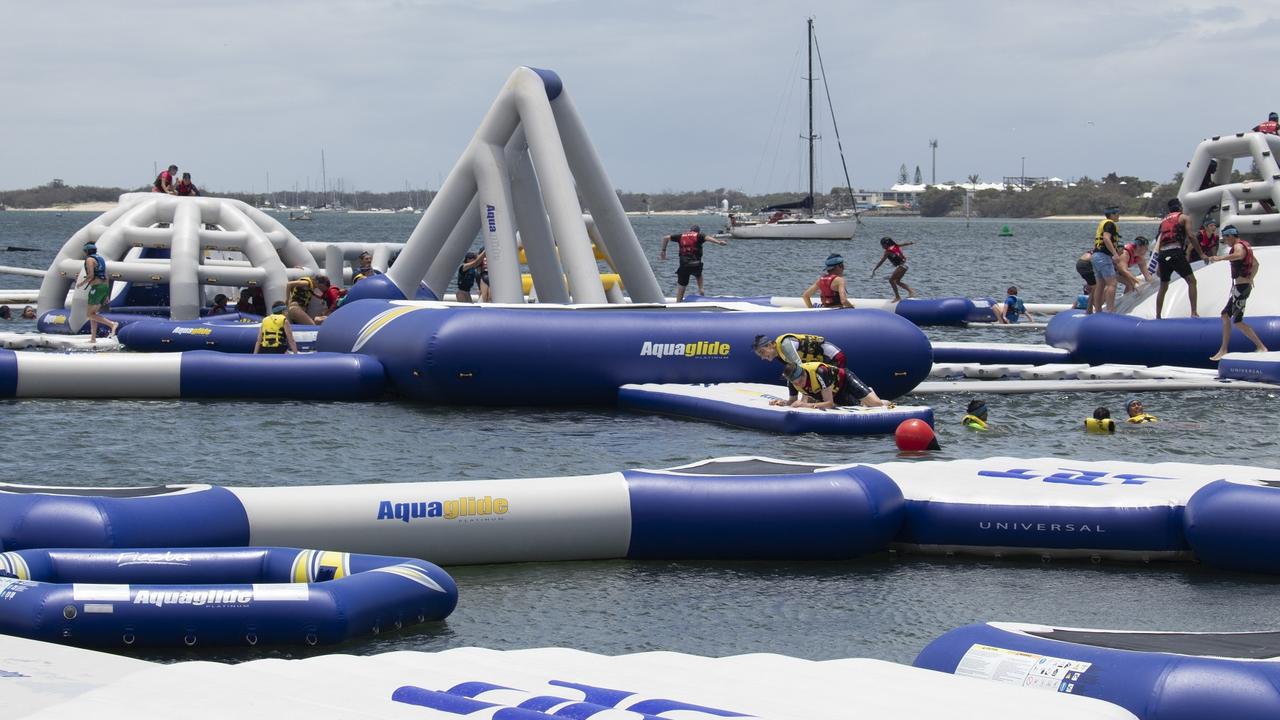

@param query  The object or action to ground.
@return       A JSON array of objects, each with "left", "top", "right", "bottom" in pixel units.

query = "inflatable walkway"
[
  {"left": 5, "top": 457, "right": 1280, "bottom": 571},
  {"left": 0, "top": 547, "right": 456, "bottom": 649},
  {"left": 0, "top": 350, "right": 384, "bottom": 400},
  {"left": 116, "top": 316, "right": 320, "bottom": 353},
  {"left": 619, "top": 382, "right": 934, "bottom": 434},
  {"left": 2, "top": 635, "right": 1133, "bottom": 719},
  {"left": 915, "top": 621, "right": 1280, "bottom": 720}
]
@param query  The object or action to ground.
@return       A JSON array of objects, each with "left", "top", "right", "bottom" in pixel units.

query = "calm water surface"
[{"left": 1, "top": 210, "right": 1276, "bottom": 665}]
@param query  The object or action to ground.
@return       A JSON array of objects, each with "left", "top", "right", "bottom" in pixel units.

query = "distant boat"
[
  {"left": 347, "top": 208, "right": 395, "bottom": 214},
  {"left": 729, "top": 18, "right": 857, "bottom": 241},
  {"left": 289, "top": 209, "right": 314, "bottom": 221},
  {"left": 729, "top": 215, "right": 857, "bottom": 240}
]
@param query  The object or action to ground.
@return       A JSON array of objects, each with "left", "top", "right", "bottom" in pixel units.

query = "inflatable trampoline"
[
  {"left": 314, "top": 300, "right": 932, "bottom": 404},
  {"left": 0, "top": 350, "right": 384, "bottom": 400},
  {"left": 618, "top": 382, "right": 934, "bottom": 434},
  {"left": 0, "top": 546, "right": 457, "bottom": 649},
  {"left": 914, "top": 621, "right": 1280, "bottom": 720}
]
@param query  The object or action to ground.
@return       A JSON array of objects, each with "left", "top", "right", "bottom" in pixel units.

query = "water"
[{"left": 2, "top": 210, "right": 1278, "bottom": 665}]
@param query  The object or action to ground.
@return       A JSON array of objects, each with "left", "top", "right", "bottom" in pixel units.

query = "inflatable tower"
[{"left": 349, "top": 67, "right": 664, "bottom": 305}]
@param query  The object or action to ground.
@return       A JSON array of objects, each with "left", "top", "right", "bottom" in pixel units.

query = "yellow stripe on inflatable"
[
  {"left": 0, "top": 551, "right": 30, "bottom": 580},
  {"left": 291, "top": 549, "right": 315, "bottom": 583},
  {"left": 520, "top": 273, "right": 622, "bottom": 294},
  {"left": 351, "top": 305, "right": 423, "bottom": 353},
  {"left": 518, "top": 244, "right": 611, "bottom": 265},
  {"left": 316, "top": 550, "right": 349, "bottom": 580}
]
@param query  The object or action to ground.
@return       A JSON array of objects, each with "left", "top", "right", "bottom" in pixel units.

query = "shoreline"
[
  {"left": 4, "top": 202, "right": 118, "bottom": 213},
  {"left": 1038, "top": 215, "right": 1160, "bottom": 222}
]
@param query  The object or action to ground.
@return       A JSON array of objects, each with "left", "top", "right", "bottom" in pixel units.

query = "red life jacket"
[
  {"left": 1157, "top": 212, "right": 1185, "bottom": 248},
  {"left": 1231, "top": 240, "right": 1256, "bottom": 279},
  {"left": 176, "top": 180, "right": 196, "bottom": 196},
  {"left": 1257, "top": 120, "right": 1279, "bottom": 135},
  {"left": 152, "top": 170, "right": 172, "bottom": 192},
  {"left": 678, "top": 231, "right": 700, "bottom": 259},
  {"left": 1121, "top": 243, "right": 1143, "bottom": 267},
  {"left": 887, "top": 244, "right": 905, "bottom": 266},
  {"left": 816, "top": 274, "right": 840, "bottom": 306},
  {"left": 1198, "top": 229, "right": 1217, "bottom": 252}
]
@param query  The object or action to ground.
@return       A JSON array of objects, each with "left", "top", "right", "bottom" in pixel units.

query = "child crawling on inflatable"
[{"left": 770, "top": 361, "right": 892, "bottom": 410}]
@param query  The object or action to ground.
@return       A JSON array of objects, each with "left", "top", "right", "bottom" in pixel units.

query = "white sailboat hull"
[{"left": 729, "top": 218, "right": 857, "bottom": 240}]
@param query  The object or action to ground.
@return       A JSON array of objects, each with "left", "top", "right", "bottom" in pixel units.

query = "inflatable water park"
[{"left": 4, "top": 64, "right": 1280, "bottom": 719}]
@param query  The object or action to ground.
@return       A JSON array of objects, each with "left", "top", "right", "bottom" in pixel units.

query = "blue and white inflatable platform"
[
  {"left": 314, "top": 300, "right": 932, "bottom": 404},
  {"left": 0, "top": 546, "right": 456, "bottom": 649},
  {"left": 0, "top": 635, "right": 1136, "bottom": 719},
  {"left": 619, "top": 382, "right": 933, "bottom": 434},
  {"left": 116, "top": 316, "right": 320, "bottom": 353},
  {"left": 0, "top": 349, "right": 384, "bottom": 400},
  {"left": 915, "top": 621, "right": 1280, "bottom": 720},
  {"left": 6, "top": 457, "right": 1280, "bottom": 571}
]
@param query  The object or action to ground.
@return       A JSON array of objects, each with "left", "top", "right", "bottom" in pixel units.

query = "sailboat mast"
[{"left": 807, "top": 16, "right": 815, "bottom": 214}]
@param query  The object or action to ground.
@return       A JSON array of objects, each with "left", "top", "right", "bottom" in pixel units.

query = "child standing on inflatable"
[
  {"left": 77, "top": 241, "right": 118, "bottom": 343},
  {"left": 871, "top": 237, "right": 917, "bottom": 302},
  {"left": 254, "top": 301, "right": 298, "bottom": 354},
  {"left": 1208, "top": 225, "right": 1268, "bottom": 361},
  {"left": 802, "top": 254, "right": 855, "bottom": 308}
]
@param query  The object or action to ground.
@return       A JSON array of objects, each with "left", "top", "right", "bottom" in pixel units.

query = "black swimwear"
[
  {"left": 1157, "top": 248, "right": 1194, "bottom": 282},
  {"left": 1076, "top": 256, "right": 1097, "bottom": 286},
  {"left": 1224, "top": 283, "right": 1252, "bottom": 323},
  {"left": 676, "top": 260, "right": 704, "bottom": 286}
]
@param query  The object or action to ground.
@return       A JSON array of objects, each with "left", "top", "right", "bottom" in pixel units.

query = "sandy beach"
[{"left": 4, "top": 202, "right": 118, "bottom": 213}]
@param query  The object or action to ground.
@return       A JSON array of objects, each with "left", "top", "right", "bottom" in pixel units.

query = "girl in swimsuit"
[{"left": 871, "top": 237, "right": 917, "bottom": 302}]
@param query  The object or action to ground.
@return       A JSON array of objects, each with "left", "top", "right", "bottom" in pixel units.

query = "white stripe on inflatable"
[
  {"left": 231, "top": 474, "right": 633, "bottom": 565},
  {"left": 3, "top": 635, "right": 1136, "bottom": 720},
  {"left": 13, "top": 352, "right": 182, "bottom": 398},
  {"left": 875, "top": 457, "right": 1280, "bottom": 508},
  {"left": 911, "top": 376, "right": 1272, "bottom": 394}
]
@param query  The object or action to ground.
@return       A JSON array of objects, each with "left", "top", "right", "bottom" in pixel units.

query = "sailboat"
[{"left": 730, "top": 18, "right": 858, "bottom": 241}]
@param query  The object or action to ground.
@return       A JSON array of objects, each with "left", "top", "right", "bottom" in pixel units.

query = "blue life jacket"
[
  {"left": 87, "top": 253, "right": 107, "bottom": 280},
  {"left": 1005, "top": 294, "right": 1026, "bottom": 322}
]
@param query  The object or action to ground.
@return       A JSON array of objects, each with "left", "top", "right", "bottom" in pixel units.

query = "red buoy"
[{"left": 895, "top": 418, "right": 940, "bottom": 451}]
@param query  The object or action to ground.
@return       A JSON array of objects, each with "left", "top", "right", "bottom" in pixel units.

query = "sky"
[{"left": 3, "top": 0, "right": 1277, "bottom": 195}]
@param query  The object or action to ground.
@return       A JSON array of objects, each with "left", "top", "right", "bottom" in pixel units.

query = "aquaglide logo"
[
  {"left": 639, "top": 340, "right": 731, "bottom": 359},
  {"left": 377, "top": 496, "right": 509, "bottom": 524},
  {"left": 134, "top": 589, "right": 252, "bottom": 607}
]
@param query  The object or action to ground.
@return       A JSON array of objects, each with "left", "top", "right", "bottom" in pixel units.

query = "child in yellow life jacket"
[
  {"left": 1085, "top": 406, "right": 1117, "bottom": 433},
  {"left": 1125, "top": 399, "right": 1158, "bottom": 424},
  {"left": 255, "top": 301, "right": 298, "bottom": 354},
  {"left": 962, "top": 399, "right": 988, "bottom": 430}
]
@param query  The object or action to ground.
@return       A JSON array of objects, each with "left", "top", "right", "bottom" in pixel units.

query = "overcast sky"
[{"left": 3, "top": 0, "right": 1276, "bottom": 195}]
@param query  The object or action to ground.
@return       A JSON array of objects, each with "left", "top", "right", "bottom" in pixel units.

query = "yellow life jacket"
[
  {"left": 961, "top": 414, "right": 988, "bottom": 431},
  {"left": 777, "top": 333, "right": 828, "bottom": 364},
  {"left": 1094, "top": 218, "right": 1120, "bottom": 253},
  {"left": 259, "top": 314, "right": 286, "bottom": 348},
  {"left": 793, "top": 361, "right": 841, "bottom": 397},
  {"left": 291, "top": 278, "right": 313, "bottom": 305},
  {"left": 1085, "top": 417, "right": 1117, "bottom": 433},
  {"left": 1127, "top": 413, "right": 1159, "bottom": 424}
]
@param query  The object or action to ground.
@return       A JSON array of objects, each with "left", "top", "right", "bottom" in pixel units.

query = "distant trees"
[
  {"left": 918, "top": 187, "right": 964, "bottom": 217},
  {"left": 913, "top": 166, "right": 923, "bottom": 185},
  {"left": 898, "top": 164, "right": 909, "bottom": 184}
]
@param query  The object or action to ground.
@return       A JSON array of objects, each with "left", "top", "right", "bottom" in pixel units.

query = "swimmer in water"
[{"left": 962, "top": 399, "right": 988, "bottom": 430}]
